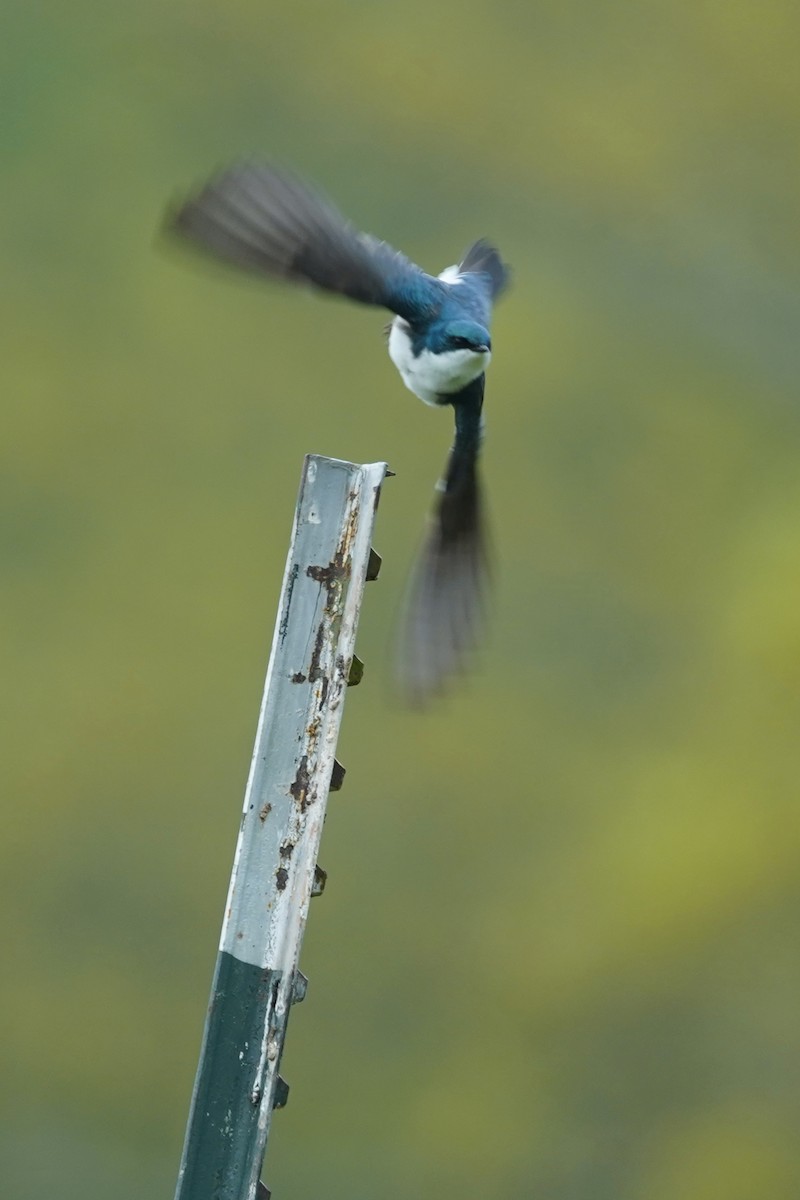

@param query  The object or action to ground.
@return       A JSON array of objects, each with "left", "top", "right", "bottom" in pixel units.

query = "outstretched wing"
[
  {"left": 397, "top": 377, "right": 489, "bottom": 703},
  {"left": 168, "top": 162, "right": 439, "bottom": 325}
]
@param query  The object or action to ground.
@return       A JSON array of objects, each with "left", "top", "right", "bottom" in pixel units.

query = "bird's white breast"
[{"left": 387, "top": 319, "right": 490, "bottom": 407}]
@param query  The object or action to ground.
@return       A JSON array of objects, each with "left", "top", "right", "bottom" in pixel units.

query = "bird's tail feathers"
[
  {"left": 458, "top": 239, "right": 510, "bottom": 298},
  {"left": 397, "top": 384, "right": 489, "bottom": 704}
]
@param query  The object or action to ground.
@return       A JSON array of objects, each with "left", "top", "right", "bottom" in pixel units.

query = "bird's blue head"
[{"left": 427, "top": 318, "right": 492, "bottom": 356}]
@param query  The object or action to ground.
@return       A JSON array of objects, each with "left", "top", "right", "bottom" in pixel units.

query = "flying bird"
[{"left": 168, "top": 163, "right": 509, "bottom": 701}]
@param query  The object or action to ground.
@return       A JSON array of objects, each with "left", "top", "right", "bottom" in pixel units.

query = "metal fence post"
[{"left": 175, "top": 454, "right": 389, "bottom": 1200}]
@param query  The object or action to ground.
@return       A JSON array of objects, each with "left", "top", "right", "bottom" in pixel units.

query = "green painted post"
[{"left": 175, "top": 455, "right": 389, "bottom": 1200}]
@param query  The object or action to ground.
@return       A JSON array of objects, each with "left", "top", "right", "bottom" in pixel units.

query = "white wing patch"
[{"left": 438, "top": 264, "right": 464, "bottom": 285}]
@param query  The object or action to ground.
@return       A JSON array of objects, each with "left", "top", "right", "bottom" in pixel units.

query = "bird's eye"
[{"left": 451, "top": 336, "right": 471, "bottom": 349}]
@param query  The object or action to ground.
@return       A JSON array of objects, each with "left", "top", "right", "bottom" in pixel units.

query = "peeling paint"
[
  {"left": 278, "top": 563, "right": 299, "bottom": 644},
  {"left": 308, "top": 622, "right": 326, "bottom": 683}
]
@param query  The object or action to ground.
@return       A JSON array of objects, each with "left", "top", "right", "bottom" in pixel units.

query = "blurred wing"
[
  {"left": 397, "top": 381, "right": 489, "bottom": 703},
  {"left": 168, "top": 162, "right": 437, "bottom": 324}
]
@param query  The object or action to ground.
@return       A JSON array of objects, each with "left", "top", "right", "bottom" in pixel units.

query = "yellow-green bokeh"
[{"left": 3, "top": 2, "right": 800, "bottom": 1197}]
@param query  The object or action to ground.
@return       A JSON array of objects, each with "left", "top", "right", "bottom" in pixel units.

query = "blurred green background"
[{"left": 4, "top": 1, "right": 800, "bottom": 1197}]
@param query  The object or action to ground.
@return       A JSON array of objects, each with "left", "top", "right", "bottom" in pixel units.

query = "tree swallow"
[{"left": 168, "top": 163, "right": 509, "bottom": 701}]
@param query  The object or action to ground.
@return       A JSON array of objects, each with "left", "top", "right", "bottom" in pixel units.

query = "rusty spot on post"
[
  {"left": 308, "top": 622, "right": 326, "bottom": 683},
  {"left": 306, "top": 561, "right": 347, "bottom": 591},
  {"left": 289, "top": 754, "right": 311, "bottom": 812}
]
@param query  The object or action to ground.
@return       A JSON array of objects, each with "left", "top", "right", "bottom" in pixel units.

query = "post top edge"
[{"left": 304, "top": 453, "right": 389, "bottom": 469}]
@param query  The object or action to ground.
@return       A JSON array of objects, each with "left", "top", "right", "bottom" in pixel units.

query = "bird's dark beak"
[{"left": 476, "top": 344, "right": 490, "bottom": 354}]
